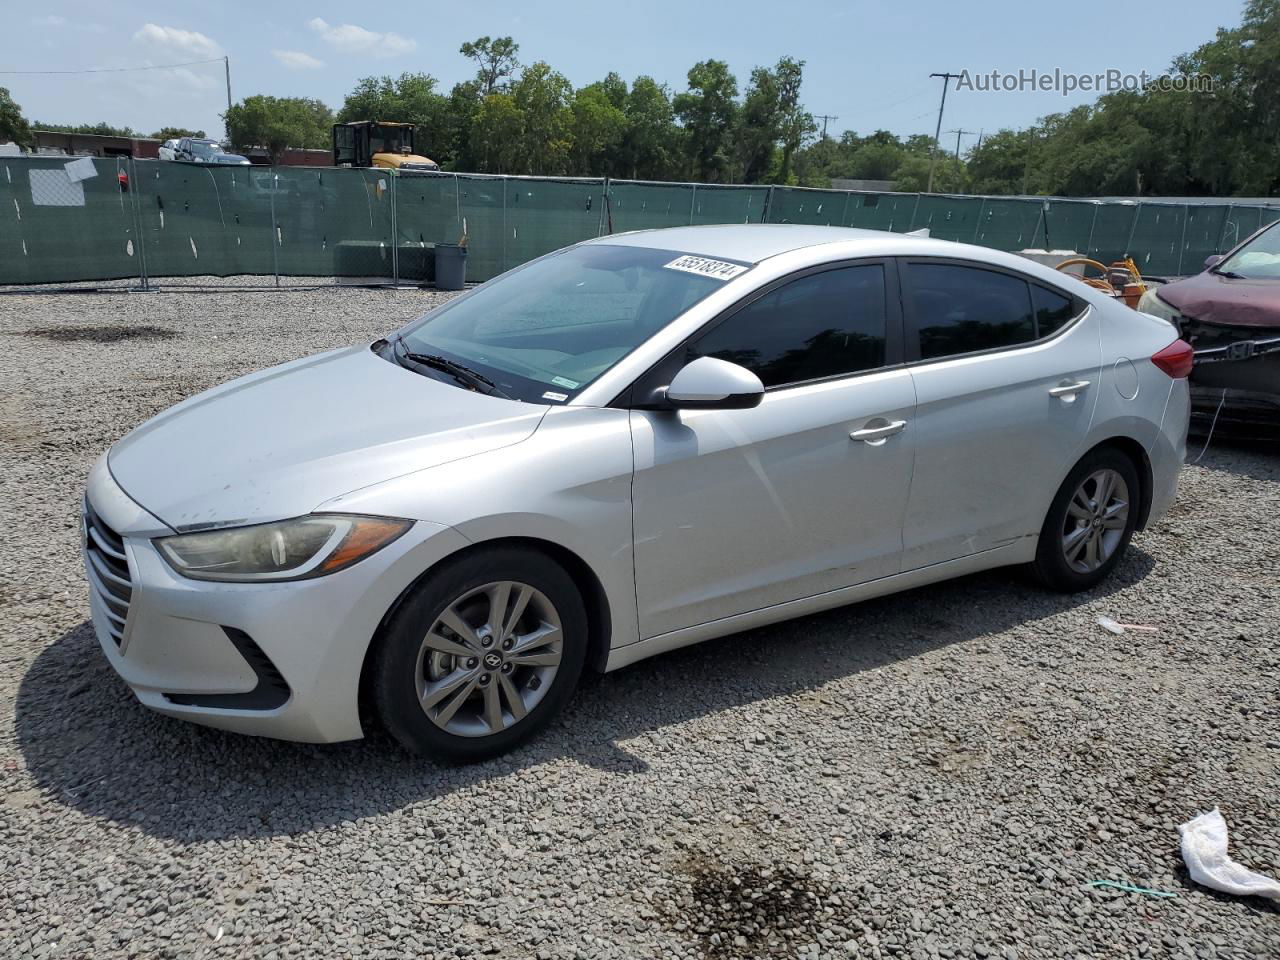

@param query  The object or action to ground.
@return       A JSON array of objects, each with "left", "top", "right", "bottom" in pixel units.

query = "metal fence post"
[
  {"left": 1214, "top": 205, "right": 1234, "bottom": 255},
  {"left": 1085, "top": 203, "right": 1100, "bottom": 258},
  {"left": 763, "top": 184, "right": 775, "bottom": 223},
  {"left": 1122, "top": 203, "right": 1141, "bottom": 260},
  {"left": 269, "top": 171, "right": 281, "bottom": 288},
  {"left": 839, "top": 192, "right": 851, "bottom": 228},
  {"left": 908, "top": 193, "right": 922, "bottom": 232},
  {"left": 971, "top": 198, "right": 985, "bottom": 243},
  {"left": 688, "top": 183, "right": 697, "bottom": 225},
  {"left": 128, "top": 157, "right": 150, "bottom": 292},
  {"left": 390, "top": 172, "right": 400, "bottom": 287},
  {"left": 501, "top": 177, "right": 508, "bottom": 273},
  {"left": 1176, "top": 205, "right": 1189, "bottom": 276}
]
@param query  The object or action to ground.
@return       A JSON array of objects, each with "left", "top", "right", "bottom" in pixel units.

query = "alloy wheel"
[
  {"left": 1061, "top": 468, "right": 1130, "bottom": 574},
  {"left": 414, "top": 581, "right": 563, "bottom": 738}
]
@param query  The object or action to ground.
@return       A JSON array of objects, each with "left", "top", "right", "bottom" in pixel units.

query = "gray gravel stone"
[{"left": 0, "top": 279, "right": 1278, "bottom": 959}]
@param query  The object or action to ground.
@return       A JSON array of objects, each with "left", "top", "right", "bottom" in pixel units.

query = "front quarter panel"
[{"left": 319, "top": 406, "right": 639, "bottom": 651}]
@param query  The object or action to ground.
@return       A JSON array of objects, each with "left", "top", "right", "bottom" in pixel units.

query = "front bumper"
[{"left": 83, "top": 455, "right": 469, "bottom": 742}]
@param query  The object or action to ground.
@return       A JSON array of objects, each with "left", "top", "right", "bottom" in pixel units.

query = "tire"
[
  {"left": 370, "top": 546, "right": 587, "bottom": 762},
  {"left": 1030, "top": 447, "right": 1141, "bottom": 592}
]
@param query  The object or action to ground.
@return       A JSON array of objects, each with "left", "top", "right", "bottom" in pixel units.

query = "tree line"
[{"left": 1, "top": 1, "right": 1276, "bottom": 196}]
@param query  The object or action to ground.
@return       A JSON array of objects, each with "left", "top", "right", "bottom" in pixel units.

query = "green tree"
[
  {"left": 460, "top": 36, "right": 521, "bottom": 95},
  {"left": 773, "top": 57, "right": 815, "bottom": 183},
  {"left": 150, "top": 126, "right": 206, "bottom": 141},
  {"left": 568, "top": 83, "right": 626, "bottom": 176},
  {"left": 338, "top": 73, "right": 451, "bottom": 164},
  {"left": 673, "top": 60, "right": 739, "bottom": 182},
  {"left": 468, "top": 93, "right": 524, "bottom": 173},
  {"left": 0, "top": 88, "right": 31, "bottom": 147},
  {"left": 33, "top": 121, "right": 137, "bottom": 137},
  {"left": 738, "top": 66, "right": 783, "bottom": 183},
  {"left": 511, "top": 62, "right": 572, "bottom": 175},
  {"left": 225, "top": 95, "right": 333, "bottom": 162},
  {"left": 621, "top": 76, "right": 679, "bottom": 180}
]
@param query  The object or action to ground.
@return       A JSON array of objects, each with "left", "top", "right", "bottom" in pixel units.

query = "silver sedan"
[{"left": 83, "top": 225, "right": 1191, "bottom": 760}]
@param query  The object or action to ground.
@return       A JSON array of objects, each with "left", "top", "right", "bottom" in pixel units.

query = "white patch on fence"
[
  {"left": 126, "top": 239, "right": 134, "bottom": 256},
  {"left": 190, "top": 237, "right": 198, "bottom": 259},
  {"left": 29, "top": 169, "right": 84, "bottom": 206},
  {"left": 64, "top": 156, "right": 98, "bottom": 183}
]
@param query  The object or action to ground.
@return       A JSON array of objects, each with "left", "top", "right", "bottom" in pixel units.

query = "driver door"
[{"left": 629, "top": 261, "right": 917, "bottom": 640}]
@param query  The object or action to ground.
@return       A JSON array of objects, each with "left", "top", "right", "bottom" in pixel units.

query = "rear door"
[
  {"left": 629, "top": 260, "right": 917, "bottom": 639},
  {"left": 898, "top": 259, "right": 1101, "bottom": 569}
]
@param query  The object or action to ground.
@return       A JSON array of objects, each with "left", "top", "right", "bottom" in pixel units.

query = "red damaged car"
[{"left": 1138, "top": 220, "right": 1280, "bottom": 439}]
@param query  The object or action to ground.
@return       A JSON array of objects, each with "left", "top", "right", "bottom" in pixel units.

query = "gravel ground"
[{"left": 1, "top": 279, "right": 1278, "bottom": 960}]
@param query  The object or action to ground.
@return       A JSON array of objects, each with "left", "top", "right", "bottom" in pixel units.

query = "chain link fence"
[{"left": 2, "top": 155, "right": 1277, "bottom": 291}]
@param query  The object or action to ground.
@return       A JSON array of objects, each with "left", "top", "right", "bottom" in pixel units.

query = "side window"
[
  {"left": 908, "top": 263, "right": 1035, "bottom": 360},
  {"left": 1031, "top": 284, "right": 1078, "bottom": 336},
  {"left": 334, "top": 126, "right": 355, "bottom": 165},
  {"left": 688, "top": 265, "right": 887, "bottom": 388}
]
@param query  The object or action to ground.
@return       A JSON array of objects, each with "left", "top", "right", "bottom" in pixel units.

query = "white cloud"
[
  {"left": 273, "top": 49, "right": 325, "bottom": 70},
  {"left": 133, "top": 23, "right": 222, "bottom": 59},
  {"left": 307, "top": 18, "right": 415, "bottom": 58},
  {"left": 32, "top": 15, "right": 66, "bottom": 27}
]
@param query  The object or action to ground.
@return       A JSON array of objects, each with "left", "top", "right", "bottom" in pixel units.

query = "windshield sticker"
[
  {"left": 663, "top": 255, "right": 748, "bottom": 281},
  {"left": 541, "top": 391, "right": 569, "bottom": 402},
  {"left": 550, "top": 375, "right": 580, "bottom": 389}
]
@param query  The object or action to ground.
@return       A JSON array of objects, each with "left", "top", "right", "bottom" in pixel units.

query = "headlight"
[
  {"left": 156, "top": 514, "right": 412, "bottom": 582},
  {"left": 1136, "top": 288, "right": 1181, "bottom": 325}
]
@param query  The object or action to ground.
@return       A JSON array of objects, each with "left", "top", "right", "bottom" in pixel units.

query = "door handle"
[
  {"left": 850, "top": 419, "right": 907, "bottom": 443},
  {"left": 1048, "top": 380, "right": 1091, "bottom": 397}
]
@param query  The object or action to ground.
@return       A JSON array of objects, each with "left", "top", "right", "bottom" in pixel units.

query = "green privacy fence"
[{"left": 2, "top": 156, "right": 1278, "bottom": 287}]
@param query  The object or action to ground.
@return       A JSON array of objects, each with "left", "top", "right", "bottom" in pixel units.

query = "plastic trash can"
[{"left": 434, "top": 244, "right": 468, "bottom": 290}]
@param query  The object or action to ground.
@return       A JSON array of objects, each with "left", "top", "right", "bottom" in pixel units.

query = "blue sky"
[{"left": 2, "top": 0, "right": 1238, "bottom": 149}]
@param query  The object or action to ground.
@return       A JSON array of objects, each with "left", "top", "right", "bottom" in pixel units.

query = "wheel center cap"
[{"left": 483, "top": 652, "right": 502, "bottom": 670}]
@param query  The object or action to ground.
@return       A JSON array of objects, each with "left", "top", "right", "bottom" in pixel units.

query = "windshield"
[
  {"left": 189, "top": 141, "right": 224, "bottom": 159},
  {"left": 370, "top": 126, "right": 412, "bottom": 154},
  {"left": 1216, "top": 221, "right": 1280, "bottom": 279},
  {"left": 394, "top": 244, "right": 745, "bottom": 403}
]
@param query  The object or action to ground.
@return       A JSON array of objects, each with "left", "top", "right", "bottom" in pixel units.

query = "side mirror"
[
  {"left": 1204, "top": 254, "right": 1223, "bottom": 270},
  {"left": 664, "top": 356, "right": 764, "bottom": 410}
]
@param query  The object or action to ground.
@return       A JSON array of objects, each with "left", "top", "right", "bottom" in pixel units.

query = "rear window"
[
  {"left": 909, "top": 263, "right": 1036, "bottom": 360},
  {"left": 1031, "top": 285, "right": 1079, "bottom": 336}
]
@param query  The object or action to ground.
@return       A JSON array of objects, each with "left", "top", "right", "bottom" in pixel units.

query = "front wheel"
[
  {"left": 1031, "top": 448, "right": 1140, "bottom": 592},
  {"left": 370, "top": 547, "right": 587, "bottom": 762}
]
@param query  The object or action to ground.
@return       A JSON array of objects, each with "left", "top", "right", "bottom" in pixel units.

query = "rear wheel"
[
  {"left": 1031, "top": 448, "right": 1140, "bottom": 592},
  {"left": 371, "top": 547, "right": 587, "bottom": 761}
]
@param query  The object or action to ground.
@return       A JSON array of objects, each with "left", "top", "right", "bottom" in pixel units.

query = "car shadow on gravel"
[{"left": 15, "top": 548, "right": 1154, "bottom": 843}]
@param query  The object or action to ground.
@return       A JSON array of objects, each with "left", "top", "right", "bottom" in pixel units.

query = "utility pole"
[
  {"left": 926, "top": 72, "right": 960, "bottom": 194},
  {"left": 223, "top": 56, "right": 233, "bottom": 142},
  {"left": 950, "top": 128, "right": 977, "bottom": 159},
  {"left": 814, "top": 114, "right": 839, "bottom": 140}
]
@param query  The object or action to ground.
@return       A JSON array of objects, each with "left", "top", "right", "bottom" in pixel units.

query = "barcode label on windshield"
[{"left": 664, "top": 255, "right": 748, "bottom": 280}]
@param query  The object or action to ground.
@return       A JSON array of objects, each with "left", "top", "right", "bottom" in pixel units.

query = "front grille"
[{"left": 84, "top": 499, "right": 133, "bottom": 647}]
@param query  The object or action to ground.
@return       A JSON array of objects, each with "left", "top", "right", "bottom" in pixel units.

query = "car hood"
[
  {"left": 108, "top": 345, "right": 547, "bottom": 531},
  {"left": 1158, "top": 271, "right": 1280, "bottom": 328}
]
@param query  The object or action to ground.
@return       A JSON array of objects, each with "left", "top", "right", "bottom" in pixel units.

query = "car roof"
[
  {"left": 589, "top": 223, "right": 970, "bottom": 265},
  {"left": 583, "top": 223, "right": 1115, "bottom": 305}
]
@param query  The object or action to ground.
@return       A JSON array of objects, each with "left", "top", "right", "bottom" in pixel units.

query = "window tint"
[
  {"left": 1032, "top": 284, "right": 1078, "bottom": 336},
  {"left": 689, "top": 265, "right": 887, "bottom": 388},
  {"left": 909, "top": 264, "right": 1035, "bottom": 359}
]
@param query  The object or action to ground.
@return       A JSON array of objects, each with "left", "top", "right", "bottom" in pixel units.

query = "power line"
[
  {"left": 814, "top": 114, "right": 839, "bottom": 139},
  {"left": 0, "top": 57, "right": 226, "bottom": 76}
]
